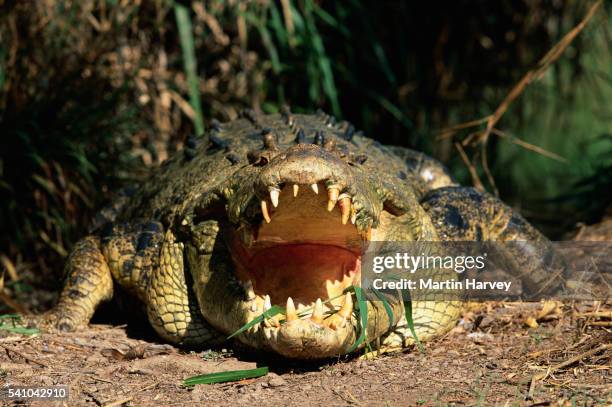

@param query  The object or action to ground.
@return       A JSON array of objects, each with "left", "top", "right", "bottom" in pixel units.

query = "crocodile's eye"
[{"left": 247, "top": 150, "right": 271, "bottom": 166}]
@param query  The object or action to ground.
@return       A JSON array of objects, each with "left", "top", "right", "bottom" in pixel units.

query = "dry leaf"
[{"left": 524, "top": 316, "right": 538, "bottom": 328}]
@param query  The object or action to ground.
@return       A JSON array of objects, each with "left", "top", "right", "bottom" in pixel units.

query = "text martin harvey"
[{"left": 372, "top": 278, "right": 512, "bottom": 292}]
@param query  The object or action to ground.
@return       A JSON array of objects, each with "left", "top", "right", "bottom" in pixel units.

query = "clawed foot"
[{"left": 18, "top": 311, "right": 82, "bottom": 333}]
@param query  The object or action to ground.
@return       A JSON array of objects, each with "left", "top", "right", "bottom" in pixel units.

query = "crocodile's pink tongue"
[{"left": 245, "top": 244, "right": 360, "bottom": 306}]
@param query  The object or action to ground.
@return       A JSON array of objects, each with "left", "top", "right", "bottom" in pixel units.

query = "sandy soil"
[
  {"left": 1, "top": 301, "right": 609, "bottom": 406},
  {"left": 1, "top": 219, "right": 610, "bottom": 406}
]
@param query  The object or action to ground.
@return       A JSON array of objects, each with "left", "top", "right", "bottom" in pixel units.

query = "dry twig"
[
  {"left": 526, "top": 343, "right": 611, "bottom": 400},
  {"left": 439, "top": 0, "right": 603, "bottom": 193},
  {"left": 0, "top": 343, "right": 48, "bottom": 367}
]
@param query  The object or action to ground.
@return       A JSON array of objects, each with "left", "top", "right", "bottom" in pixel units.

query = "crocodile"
[{"left": 32, "top": 110, "right": 561, "bottom": 359}]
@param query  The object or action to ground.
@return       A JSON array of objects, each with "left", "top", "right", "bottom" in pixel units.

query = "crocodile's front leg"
[
  {"left": 43, "top": 235, "right": 114, "bottom": 332},
  {"left": 37, "top": 221, "right": 222, "bottom": 346},
  {"left": 101, "top": 221, "right": 223, "bottom": 346},
  {"left": 146, "top": 230, "right": 223, "bottom": 346}
]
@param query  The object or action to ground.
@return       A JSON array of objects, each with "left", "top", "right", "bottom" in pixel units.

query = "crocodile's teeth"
[
  {"left": 263, "top": 294, "right": 272, "bottom": 311},
  {"left": 327, "top": 293, "right": 353, "bottom": 330},
  {"left": 338, "top": 194, "right": 351, "bottom": 225},
  {"left": 311, "top": 298, "right": 324, "bottom": 325},
  {"left": 264, "top": 315, "right": 280, "bottom": 328},
  {"left": 250, "top": 303, "right": 258, "bottom": 312},
  {"left": 351, "top": 207, "right": 357, "bottom": 225},
  {"left": 244, "top": 280, "right": 255, "bottom": 300},
  {"left": 311, "top": 183, "right": 319, "bottom": 194},
  {"left": 327, "top": 187, "right": 339, "bottom": 211},
  {"left": 293, "top": 184, "right": 299, "bottom": 197},
  {"left": 264, "top": 327, "right": 279, "bottom": 340},
  {"left": 269, "top": 188, "right": 280, "bottom": 208},
  {"left": 286, "top": 297, "right": 297, "bottom": 321},
  {"left": 261, "top": 200, "right": 271, "bottom": 223},
  {"left": 339, "top": 292, "right": 353, "bottom": 319}
]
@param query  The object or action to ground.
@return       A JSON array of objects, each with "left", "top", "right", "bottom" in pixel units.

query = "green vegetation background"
[{"left": 0, "top": 1, "right": 610, "bottom": 297}]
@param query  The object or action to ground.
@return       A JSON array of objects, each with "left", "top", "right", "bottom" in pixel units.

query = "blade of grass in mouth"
[
  {"left": 346, "top": 286, "right": 368, "bottom": 353},
  {"left": 227, "top": 292, "right": 348, "bottom": 340},
  {"left": 227, "top": 305, "right": 285, "bottom": 339}
]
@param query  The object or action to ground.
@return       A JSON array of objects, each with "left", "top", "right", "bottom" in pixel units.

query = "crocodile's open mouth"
[
  {"left": 210, "top": 143, "right": 399, "bottom": 358},
  {"left": 230, "top": 183, "right": 368, "bottom": 320}
]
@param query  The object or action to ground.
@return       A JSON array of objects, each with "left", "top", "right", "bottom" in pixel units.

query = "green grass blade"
[
  {"left": 268, "top": 4, "right": 289, "bottom": 49},
  {"left": 312, "top": 4, "right": 350, "bottom": 37},
  {"left": 347, "top": 286, "right": 368, "bottom": 353},
  {"left": 403, "top": 299, "right": 424, "bottom": 353},
  {"left": 184, "top": 366, "right": 269, "bottom": 386},
  {"left": 0, "top": 323, "right": 40, "bottom": 336},
  {"left": 227, "top": 305, "right": 284, "bottom": 339},
  {"left": 243, "top": 11, "right": 282, "bottom": 74},
  {"left": 174, "top": 3, "right": 205, "bottom": 137},
  {"left": 303, "top": 0, "right": 341, "bottom": 117},
  {"left": 372, "top": 289, "right": 395, "bottom": 332},
  {"left": 0, "top": 314, "right": 20, "bottom": 320}
]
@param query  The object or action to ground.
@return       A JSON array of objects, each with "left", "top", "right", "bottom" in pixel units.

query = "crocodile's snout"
[{"left": 256, "top": 143, "right": 353, "bottom": 193}]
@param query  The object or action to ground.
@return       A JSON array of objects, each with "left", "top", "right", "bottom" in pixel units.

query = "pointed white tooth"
[
  {"left": 327, "top": 187, "right": 339, "bottom": 211},
  {"left": 264, "top": 295, "right": 272, "bottom": 311},
  {"left": 261, "top": 200, "right": 271, "bottom": 223},
  {"left": 250, "top": 303, "right": 258, "bottom": 312},
  {"left": 269, "top": 188, "right": 280, "bottom": 208},
  {"left": 311, "top": 183, "right": 319, "bottom": 194},
  {"left": 293, "top": 184, "right": 299, "bottom": 197},
  {"left": 264, "top": 329, "right": 272, "bottom": 339},
  {"left": 338, "top": 195, "right": 351, "bottom": 225},
  {"left": 351, "top": 208, "right": 357, "bottom": 225},
  {"left": 243, "top": 280, "right": 255, "bottom": 300},
  {"left": 286, "top": 297, "right": 297, "bottom": 321},
  {"left": 311, "top": 298, "right": 324, "bottom": 324}
]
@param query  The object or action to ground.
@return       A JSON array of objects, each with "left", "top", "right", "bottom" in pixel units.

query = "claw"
[
  {"left": 311, "top": 298, "right": 324, "bottom": 325},
  {"left": 261, "top": 200, "right": 271, "bottom": 223},
  {"left": 269, "top": 187, "right": 280, "bottom": 208},
  {"left": 286, "top": 297, "right": 297, "bottom": 321}
]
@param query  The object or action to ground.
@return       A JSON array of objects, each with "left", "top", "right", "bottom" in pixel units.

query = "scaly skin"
[{"left": 30, "top": 110, "right": 562, "bottom": 359}]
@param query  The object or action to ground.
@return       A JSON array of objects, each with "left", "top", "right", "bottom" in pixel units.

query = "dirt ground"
[
  {"left": 0, "top": 300, "right": 609, "bottom": 406},
  {"left": 1, "top": 220, "right": 610, "bottom": 406}
]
